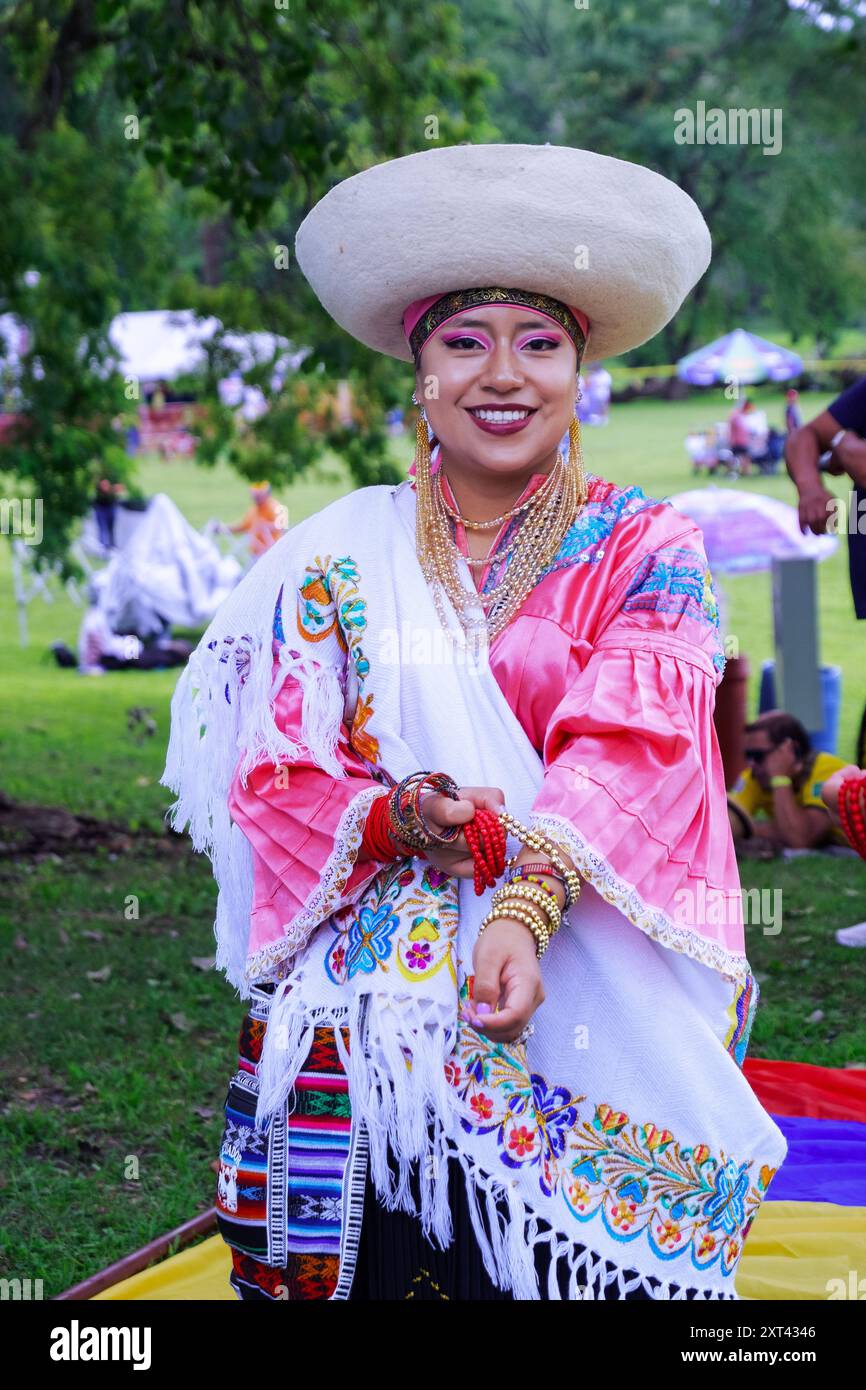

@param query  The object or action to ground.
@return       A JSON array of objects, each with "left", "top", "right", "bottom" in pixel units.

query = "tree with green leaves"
[
  {"left": 457, "top": 0, "right": 866, "bottom": 360},
  {"left": 0, "top": 0, "right": 493, "bottom": 562}
]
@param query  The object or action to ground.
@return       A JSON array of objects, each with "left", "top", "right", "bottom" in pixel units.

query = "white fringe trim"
[
  {"left": 529, "top": 809, "right": 751, "bottom": 986},
  {"left": 449, "top": 1145, "right": 739, "bottom": 1300},
  {"left": 161, "top": 628, "right": 351, "bottom": 994},
  {"left": 243, "top": 784, "right": 390, "bottom": 985},
  {"left": 252, "top": 977, "right": 741, "bottom": 1302},
  {"left": 254, "top": 977, "right": 468, "bottom": 1246}
]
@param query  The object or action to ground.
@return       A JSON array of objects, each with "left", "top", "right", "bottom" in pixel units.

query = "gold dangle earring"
[
  {"left": 412, "top": 390, "right": 435, "bottom": 556},
  {"left": 568, "top": 412, "right": 588, "bottom": 508}
]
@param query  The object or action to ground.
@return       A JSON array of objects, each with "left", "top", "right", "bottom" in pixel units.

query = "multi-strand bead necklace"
[{"left": 413, "top": 416, "right": 587, "bottom": 651}]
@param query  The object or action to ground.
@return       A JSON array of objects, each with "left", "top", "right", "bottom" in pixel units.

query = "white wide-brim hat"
[{"left": 294, "top": 143, "right": 711, "bottom": 364}]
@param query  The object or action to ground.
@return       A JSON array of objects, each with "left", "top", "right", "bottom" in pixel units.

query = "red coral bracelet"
[
  {"left": 361, "top": 791, "right": 413, "bottom": 862},
  {"left": 838, "top": 774, "right": 866, "bottom": 859},
  {"left": 362, "top": 791, "right": 509, "bottom": 892}
]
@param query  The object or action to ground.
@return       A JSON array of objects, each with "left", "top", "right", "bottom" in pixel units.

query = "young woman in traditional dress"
[{"left": 163, "top": 143, "right": 787, "bottom": 1300}]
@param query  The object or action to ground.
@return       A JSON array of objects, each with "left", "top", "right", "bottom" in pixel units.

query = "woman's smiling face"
[{"left": 415, "top": 303, "right": 580, "bottom": 475}]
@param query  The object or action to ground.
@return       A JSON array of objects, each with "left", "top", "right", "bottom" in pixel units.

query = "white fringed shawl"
[{"left": 161, "top": 479, "right": 787, "bottom": 1300}]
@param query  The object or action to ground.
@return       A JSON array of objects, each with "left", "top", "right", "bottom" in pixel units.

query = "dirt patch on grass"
[{"left": 0, "top": 790, "right": 188, "bottom": 859}]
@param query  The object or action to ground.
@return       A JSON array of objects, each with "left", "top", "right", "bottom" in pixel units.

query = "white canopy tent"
[
  {"left": 105, "top": 310, "right": 300, "bottom": 389},
  {"left": 1, "top": 306, "right": 303, "bottom": 393}
]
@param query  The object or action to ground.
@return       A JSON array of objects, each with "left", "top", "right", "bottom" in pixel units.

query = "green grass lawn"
[{"left": 1, "top": 391, "right": 864, "bottom": 1295}]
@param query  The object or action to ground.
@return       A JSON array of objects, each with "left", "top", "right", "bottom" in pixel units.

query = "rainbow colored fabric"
[{"left": 736, "top": 1058, "right": 866, "bottom": 1301}]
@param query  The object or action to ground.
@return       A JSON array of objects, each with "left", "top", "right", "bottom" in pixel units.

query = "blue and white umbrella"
[{"left": 677, "top": 328, "right": 803, "bottom": 386}]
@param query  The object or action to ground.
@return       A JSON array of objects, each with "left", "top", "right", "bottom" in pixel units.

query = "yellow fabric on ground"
[
  {"left": 93, "top": 1202, "right": 866, "bottom": 1300},
  {"left": 736, "top": 1201, "right": 866, "bottom": 1301},
  {"left": 92, "top": 1234, "right": 235, "bottom": 1301}
]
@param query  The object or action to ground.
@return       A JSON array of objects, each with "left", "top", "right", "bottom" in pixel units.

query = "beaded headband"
[{"left": 406, "top": 287, "right": 588, "bottom": 364}]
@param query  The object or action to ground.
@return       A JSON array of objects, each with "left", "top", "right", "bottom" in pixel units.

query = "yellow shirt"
[{"left": 730, "top": 751, "right": 851, "bottom": 846}]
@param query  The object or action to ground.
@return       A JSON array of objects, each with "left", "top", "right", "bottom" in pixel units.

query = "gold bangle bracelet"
[
  {"left": 480, "top": 911, "right": 547, "bottom": 956},
  {"left": 478, "top": 906, "right": 551, "bottom": 959},
  {"left": 494, "top": 880, "right": 561, "bottom": 920},
  {"left": 490, "top": 882, "right": 562, "bottom": 935},
  {"left": 487, "top": 897, "right": 551, "bottom": 934},
  {"left": 498, "top": 811, "right": 582, "bottom": 912},
  {"left": 480, "top": 898, "right": 551, "bottom": 945}
]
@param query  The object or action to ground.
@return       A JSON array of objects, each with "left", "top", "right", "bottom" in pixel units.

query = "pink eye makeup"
[
  {"left": 439, "top": 331, "right": 492, "bottom": 350},
  {"left": 515, "top": 332, "right": 563, "bottom": 351}
]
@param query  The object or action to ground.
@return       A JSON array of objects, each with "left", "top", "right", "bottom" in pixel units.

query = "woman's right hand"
[{"left": 415, "top": 785, "right": 506, "bottom": 878}]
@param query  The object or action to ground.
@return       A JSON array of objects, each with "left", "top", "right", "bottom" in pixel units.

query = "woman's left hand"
[{"left": 463, "top": 918, "right": 545, "bottom": 1043}]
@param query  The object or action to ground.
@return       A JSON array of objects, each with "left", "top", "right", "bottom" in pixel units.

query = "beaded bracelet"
[
  {"left": 498, "top": 810, "right": 582, "bottom": 912},
  {"left": 495, "top": 879, "right": 562, "bottom": 935},
  {"left": 479, "top": 898, "right": 552, "bottom": 958},
  {"left": 478, "top": 877, "right": 562, "bottom": 958},
  {"left": 505, "top": 864, "right": 567, "bottom": 907},
  {"left": 838, "top": 774, "right": 866, "bottom": 859},
  {"left": 504, "top": 860, "right": 567, "bottom": 886}
]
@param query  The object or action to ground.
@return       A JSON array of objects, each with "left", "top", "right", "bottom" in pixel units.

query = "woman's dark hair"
[{"left": 745, "top": 709, "right": 812, "bottom": 761}]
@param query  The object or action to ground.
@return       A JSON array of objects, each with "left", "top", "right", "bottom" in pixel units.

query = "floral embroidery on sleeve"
[{"left": 620, "top": 544, "right": 726, "bottom": 676}]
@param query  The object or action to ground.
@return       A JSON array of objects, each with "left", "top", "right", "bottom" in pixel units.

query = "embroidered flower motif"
[
  {"left": 452, "top": 1021, "right": 763, "bottom": 1279},
  {"left": 293, "top": 554, "right": 378, "bottom": 762},
  {"left": 424, "top": 865, "right": 452, "bottom": 893},
  {"left": 325, "top": 858, "right": 458, "bottom": 987},
  {"left": 569, "top": 1179, "right": 591, "bottom": 1212},
  {"left": 325, "top": 902, "right": 399, "bottom": 981},
  {"left": 536, "top": 479, "right": 659, "bottom": 582},
  {"left": 528, "top": 1076, "right": 578, "bottom": 1160},
  {"left": 611, "top": 1199, "right": 637, "bottom": 1232},
  {"left": 405, "top": 941, "right": 432, "bottom": 970},
  {"left": 351, "top": 694, "right": 377, "bottom": 762},
  {"left": 619, "top": 541, "right": 725, "bottom": 676},
  {"left": 471, "top": 1092, "right": 494, "bottom": 1121},
  {"left": 508, "top": 1125, "right": 537, "bottom": 1159},
  {"left": 706, "top": 1158, "right": 750, "bottom": 1236},
  {"left": 656, "top": 1217, "right": 683, "bottom": 1249},
  {"left": 444, "top": 1060, "right": 461, "bottom": 1088}
]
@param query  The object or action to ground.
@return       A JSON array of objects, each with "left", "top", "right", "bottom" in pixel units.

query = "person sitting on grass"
[
  {"left": 51, "top": 586, "right": 192, "bottom": 674},
  {"left": 728, "top": 709, "right": 851, "bottom": 850}
]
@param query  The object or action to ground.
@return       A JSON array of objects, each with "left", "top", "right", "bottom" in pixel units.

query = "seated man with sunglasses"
[{"left": 728, "top": 710, "right": 851, "bottom": 850}]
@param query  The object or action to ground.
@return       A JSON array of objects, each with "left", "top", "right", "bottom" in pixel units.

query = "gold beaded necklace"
[
  {"left": 436, "top": 458, "right": 562, "bottom": 530},
  {"left": 436, "top": 456, "right": 563, "bottom": 570},
  {"left": 413, "top": 415, "right": 589, "bottom": 650}
]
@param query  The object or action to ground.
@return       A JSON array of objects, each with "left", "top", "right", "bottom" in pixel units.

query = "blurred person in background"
[
  {"left": 784, "top": 388, "right": 802, "bottom": 435},
  {"left": 728, "top": 710, "right": 851, "bottom": 849},
  {"left": 227, "top": 480, "right": 286, "bottom": 559},
  {"left": 728, "top": 397, "right": 755, "bottom": 476},
  {"left": 786, "top": 373, "right": 866, "bottom": 620}
]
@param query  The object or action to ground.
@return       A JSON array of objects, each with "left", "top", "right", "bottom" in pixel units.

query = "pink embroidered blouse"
[{"left": 229, "top": 463, "right": 739, "bottom": 978}]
